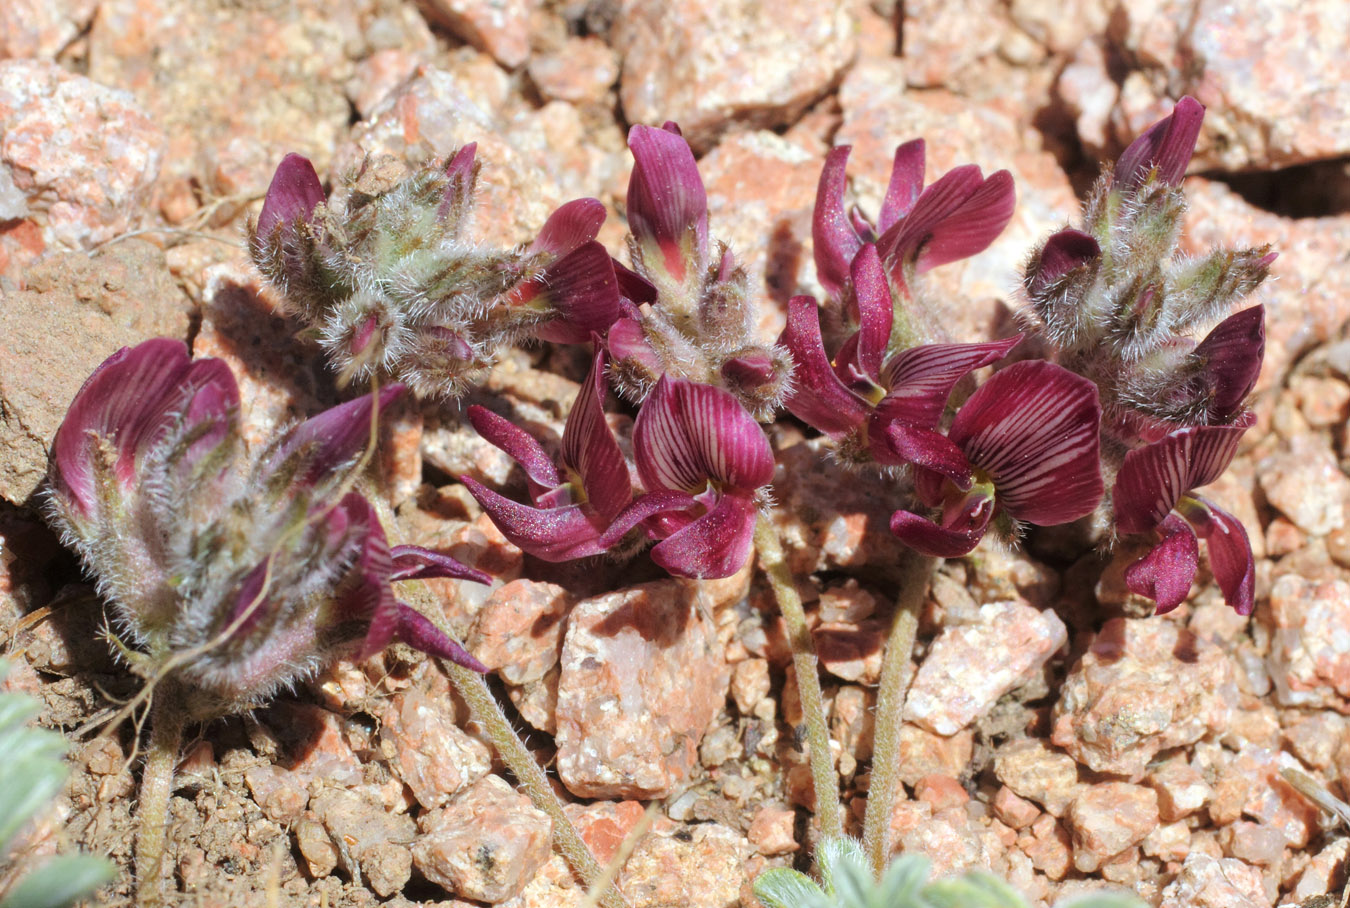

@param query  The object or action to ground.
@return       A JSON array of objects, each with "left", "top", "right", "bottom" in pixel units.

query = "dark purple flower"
[
  {"left": 781, "top": 244, "right": 1020, "bottom": 463},
  {"left": 508, "top": 198, "right": 622, "bottom": 344},
  {"left": 1113, "top": 421, "right": 1254, "bottom": 615},
  {"left": 463, "top": 348, "right": 632, "bottom": 561},
  {"left": 626, "top": 122, "right": 709, "bottom": 288},
  {"left": 1189, "top": 304, "right": 1266, "bottom": 421},
  {"left": 601, "top": 376, "right": 774, "bottom": 579},
  {"left": 813, "top": 142, "right": 1015, "bottom": 298},
  {"left": 257, "top": 153, "right": 325, "bottom": 238},
  {"left": 1113, "top": 96, "right": 1205, "bottom": 191},
  {"left": 45, "top": 340, "right": 490, "bottom": 715},
  {"left": 890, "top": 361, "right": 1104, "bottom": 557}
]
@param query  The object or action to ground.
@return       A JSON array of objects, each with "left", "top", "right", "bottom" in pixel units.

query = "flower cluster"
[
  {"left": 785, "top": 138, "right": 1105, "bottom": 558},
  {"left": 45, "top": 339, "right": 489, "bottom": 719},
  {"left": 1022, "top": 97, "right": 1270, "bottom": 614},
  {"left": 250, "top": 148, "right": 620, "bottom": 399}
]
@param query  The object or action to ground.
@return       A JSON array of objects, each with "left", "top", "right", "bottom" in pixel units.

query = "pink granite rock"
[
  {"left": 0, "top": 0, "right": 97, "bottom": 60},
  {"left": 87, "top": 0, "right": 368, "bottom": 220},
  {"left": 1017, "top": 813, "right": 1073, "bottom": 882},
  {"left": 1065, "top": 782, "right": 1159, "bottom": 873},
  {"left": 993, "top": 786, "right": 1041, "bottom": 830},
  {"left": 1148, "top": 757, "right": 1213, "bottom": 822},
  {"left": 311, "top": 788, "right": 417, "bottom": 896},
  {"left": 898, "top": 0, "right": 1004, "bottom": 88},
  {"left": 994, "top": 740, "right": 1081, "bottom": 818},
  {"left": 413, "top": 774, "right": 553, "bottom": 903},
  {"left": 1266, "top": 574, "right": 1350, "bottom": 709},
  {"left": 1051, "top": 618, "right": 1238, "bottom": 778},
  {"left": 1157, "top": 853, "right": 1268, "bottom": 908},
  {"left": 895, "top": 723, "right": 974, "bottom": 788},
  {"left": 904, "top": 600, "right": 1067, "bottom": 735},
  {"left": 555, "top": 580, "right": 729, "bottom": 799},
  {"left": 1114, "top": 0, "right": 1350, "bottom": 170},
  {"left": 0, "top": 60, "right": 163, "bottom": 249},
  {"left": 698, "top": 130, "right": 823, "bottom": 336},
  {"left": 619, "top": 821, "right": 749, "bottom": 908},
  {"left": 381, "top": 687, "right": 491, "bottom": 810},
  {"left": 527, "top": 36, "right": 619, "bottom": 106},
  {"left": 898, "top": 804, "right": 992, "bottom": 879},
  {"left": 1258, "top": 436, "right": 1350, "bottom": 537},
  {"left": 419, "top": 0, "right": 534, "bottom": 69},
  {"left": 467, "top": 579, "right": 572, "bottom": 685},
  {"left": 613, "top": 0, "right": 857, "bottom": 154},
  {"left": 747, "top": 806, "right": 798, "bottom": 856}
]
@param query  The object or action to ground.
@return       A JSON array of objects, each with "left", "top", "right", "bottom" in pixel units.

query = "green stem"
[
  {"left": 861, "top": 553, "right": 935, "bottom": 877},
  {"left": 135, "top": 684, "right": 186, "bottom": 908},
  {"left": 441, "top": 659, "right": 629, "bottom": 908},
  {"left": 753, "top": 514, "right": 842, "bottom": 843}
]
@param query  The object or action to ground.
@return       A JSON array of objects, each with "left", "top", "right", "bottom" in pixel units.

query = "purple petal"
[
  {"left": 813, "top": 146, "right": 864, "bottom": 298},
  {"left": 561, "top": 348, "right": 632, "bottom": 521},
  {"left": 876, "top": 421, "right": 973, "bottom": 485},
  {"left": 877, "top": 139, "right": 926, "bottom": 234},
  {"left": 1123, "top": 514, "right": 1199, "bottom": 615},
  {"left": 530, "top": 198, "right": 606, "bottom": 256},
  {"left": 1114, "top": 96, "right": 1205, "bottom": 190},
  {"left": 780, "top": 296, "right": 870, "bottom": 435},
  {"left": 614, "top": 259, "right": 659, "bottom": 304},
  {"left": 1026, "top": 229, "right": 1101, "bottom": 300},
  {"left": 331, "top": 494, "right": 398, "bottom": 657},
  {"left": 270, "top": 385, "right": 406, "bottom": 490},
  {"left": 598, "top": 489, "right": 700, "bottom": 549},
  {"left": 526, "top": 241, "right": 621, "bottom": 344},
  {"left": 913, "top": 170, "right": 1016, "bottom": 274},
  {"left": 649, "top": 490, "right": 759, "bottom": 579},
  {"left": 467, "top": 405, "right": 562, "bottom": 498},
  {"left": 849, "top": 244, "right": 894, "bottom": 381},
  {"left": 634, "top": 377, "right": 775, "bottom": 493},
  {"left": 1192, "top": 305, "right": 1265, "bottom": 418},
  {"left": 1112, "top": 423, "right": 1249, "bottom": 534},
  {"left": 889, "top": 497, "right": 992, "bottom": 558},
  {"left": 1186, "top": 496, "right": 1255, "bottom": 616},
  {"left": 627, "top": 124, "right": 708, "bottom": 282},
  {"left": 394, "top": 603, "right": 488, "bottom": 672},
  {"left": 606, "top": 315, "right": 663, "bottom": 376},
  {"left": 389, "top": 545, "right": 492, "bottom": 585},
  {"left": 876, "top": 164, "right": 984, "bottom": 267},
  {"left": 437, "top": 143, "right": 478, "bottom": 222},
  {"left": 721, "top": 350, "right": 778, "bottom": 390},
  {"left": 461, "top": 476, "right": 613, "bottom": 562},
  {"left": 50, "top": 339, "right": 195, "bottom": 514},
  {"left": 875, "top": 335, "right": 1022, "bottom": 429},
  {"left": 949, "top": 361, "right": 1103, "bottom": 526},
  {"left": 257, "top": 153, "right": 325, "bottom": 237}
]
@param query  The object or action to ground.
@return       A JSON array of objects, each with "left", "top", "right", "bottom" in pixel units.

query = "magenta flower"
[
  {"left": 257, "top": 152, "right": 326, "bottom": 240},
  {"left": 781, "top": 244, "right": 1020, "bottom": 465},
  {"left": 626, "top": 122, "right": 709, "bottom": 292},
  {"left": 889, "top": 361, "right": 1103, "bottom": 557},
  {"left": 1112, "top": 422, "right": 1254, "bottom": 615},
  {"left": 462, "top": 348, "right": 633, "bottom": 561},
  {"left": 507, "top": 197, "right": 622, "bottom": 344},
  {"left": 600, "top": 376, "right": 775, "bottom": 579},
  {"left": 45, "top": 339, "right": 488, "bottom": 717},
  {"left": 1113, "top": 96, "right": 1205, "bottom": 191},
  {"left": 813, "top": 140, "right": 1015, "bottom": 298}
]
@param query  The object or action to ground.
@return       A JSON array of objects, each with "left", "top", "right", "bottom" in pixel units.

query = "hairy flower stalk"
[
  {"left": 251, "top": 148, "right": 620, "bottom": 398},
  {"left": 1022, "top": 95, "right": 1271, "bottom": 614},
  {"left": 44, "top": 339, "right": 490, "bottom": 904}
]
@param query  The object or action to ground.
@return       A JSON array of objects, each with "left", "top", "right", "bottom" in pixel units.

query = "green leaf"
[
  {"left": 922, "top": 871, "right": 1032, "bottom": 908},
  {"left": 753, "top": 868, "right": 829, "bottom": 908},
  {"left": 873, "top": 854, "right": 931, "bottom": 906},
  {"left": 0, "top": 752, "right": 68, "bottom": 851},
  {"left": 0, "top": 853, "right": 117, "bottom": 908}
]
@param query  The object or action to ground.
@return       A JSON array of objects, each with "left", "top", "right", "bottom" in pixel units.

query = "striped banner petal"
[
  {"left": 634, "top": 377, "right": 774, "bottom": 493},
  {"left": 876, "top": 335, "right": 1021, "bottom": 429},
  {"left": 949, "top": 360, "right": 1103, "bottom": 526},
  {"left": 1113, "top": 423, "right": 1248, "bottom": 534}
]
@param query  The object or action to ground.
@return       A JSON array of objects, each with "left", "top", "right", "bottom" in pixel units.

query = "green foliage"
[
  {"left": 753, "top": 838, "right": 1147, "bottom": 908},
  {"left": 0, "top": 663, "right": 115, "bottom": 908}
]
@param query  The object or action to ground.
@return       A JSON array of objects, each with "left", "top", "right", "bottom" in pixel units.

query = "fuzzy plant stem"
[
  {"left": 753, "top": 514, "right": 843, "bottom": 843},
  {"left": 134, "top": 683, "right": 186, "bottom": 908},
  {"left": 862, "top": 553, "right": 936, "bottom": 877},
  {"left": 440, "top": 659, "right": 630, "bottom": 908}
]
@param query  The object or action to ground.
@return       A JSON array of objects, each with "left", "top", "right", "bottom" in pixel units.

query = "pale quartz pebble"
[
  {"left": 1065, "top": 782, "right": 1159, "bottom": 873},
  {"left": 904, "top": 600, "right": 1066, "bottom": 735},
  {"left": 381, "top": 688, "right": 491, "bottom": 811},
  {"left": 1157, "top": 853, "right": 1268, "bottom": 908},
  {"left": 1265, "top": 574, "right": 1350, "bottom": 709}
]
